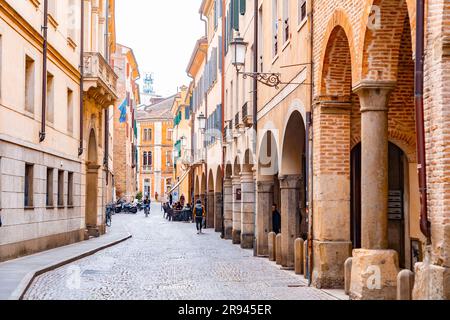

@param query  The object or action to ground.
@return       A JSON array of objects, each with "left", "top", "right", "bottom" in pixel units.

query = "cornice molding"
[{"left": 0, "top": 0, "right": 80, "bottom": 83}]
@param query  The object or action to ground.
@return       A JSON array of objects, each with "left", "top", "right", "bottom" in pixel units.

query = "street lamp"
[
  {"left": 229, "top": 36, "right": 282, "bottom": 89},
  {"left": 230, "top": 37, "right": 247, "bottom": 72},
  {"left": 180, "top": 135, "right": 187, "bottom": 148},
  {"left": 197, "top": 112, "right": 206, "bottom": 133}
]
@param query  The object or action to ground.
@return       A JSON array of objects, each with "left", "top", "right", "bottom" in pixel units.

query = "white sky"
[{"left": 116, "top": 0, "right": 205, "bottom": 97}]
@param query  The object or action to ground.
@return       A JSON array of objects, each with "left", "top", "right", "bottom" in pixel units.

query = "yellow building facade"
[
  {"left": 170, "top": 86, "right": 193, "bottom": 204},
  {"left": 137, "top": 96, "right": 175, "bottom": 202}
]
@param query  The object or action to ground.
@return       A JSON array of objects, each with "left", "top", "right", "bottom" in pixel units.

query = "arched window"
[
  {"left": 148, "top": 151, "right": 153, "bottom": 166},
  {"left": 143, "top": 152, "right": 148, "bottom": 166},
  {"left": 148, "top": 129, "right": 152, "bottom": 141}
]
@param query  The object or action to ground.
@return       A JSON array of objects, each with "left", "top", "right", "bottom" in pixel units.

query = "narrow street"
[{"left": 23, "top": 204, "right": 343, "bottom": 300}]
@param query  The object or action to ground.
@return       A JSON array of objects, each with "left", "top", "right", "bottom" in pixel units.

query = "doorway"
[{"left": 351, "top": 142, "right": 407, "bottom": 268}]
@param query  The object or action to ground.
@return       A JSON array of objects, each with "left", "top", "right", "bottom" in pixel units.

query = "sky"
[{"left": 116, "top": 0, "right": 205, "bottom": 98}]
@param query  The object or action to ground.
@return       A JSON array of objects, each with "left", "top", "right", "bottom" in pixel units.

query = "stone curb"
[{"left": 9, "top": 233, "right": 132, "bottom": 300}]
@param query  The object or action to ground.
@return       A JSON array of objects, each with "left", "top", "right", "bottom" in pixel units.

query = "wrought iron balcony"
[
  {"left": 141, "top": 165, "right": 153, "bottom": 173},
  {"left": 83, "top": 52, "right": 118, "bottom": 107},
  {"left": 241, "top": 102, "right": 253, "bottom": 128}
]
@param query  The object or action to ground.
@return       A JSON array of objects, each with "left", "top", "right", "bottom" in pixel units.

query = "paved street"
[{"left": 24, "top": 204, "right": 344, "bottom": 300}]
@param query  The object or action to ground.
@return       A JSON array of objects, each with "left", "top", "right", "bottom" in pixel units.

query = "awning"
[{"left": 167, "top": 167, "right": 191, "bottom": 195}]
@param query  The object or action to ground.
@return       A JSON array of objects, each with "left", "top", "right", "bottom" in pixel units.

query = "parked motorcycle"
[
  {"left": 123, "top": 202, "right": 138, "bottom": 214},
  {"left": 115, "top": 199, "right": 124, "bottom": 214}
]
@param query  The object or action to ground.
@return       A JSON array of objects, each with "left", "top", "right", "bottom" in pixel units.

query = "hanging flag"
[{"left": 118, "top": 98, "right": 127, "bottom": 123}]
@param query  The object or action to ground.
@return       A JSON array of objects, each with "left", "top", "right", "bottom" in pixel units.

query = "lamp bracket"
[{"left": 240, "top": 72, "right": 282, "bottom": 89}]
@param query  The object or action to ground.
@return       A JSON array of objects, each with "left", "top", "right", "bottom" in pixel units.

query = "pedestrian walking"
[
  {"left": 272, "top": 204, "right": 281, "bottom": 234},
  {"left": 193, "top": 200, "right": 206, "bottom": 234}
]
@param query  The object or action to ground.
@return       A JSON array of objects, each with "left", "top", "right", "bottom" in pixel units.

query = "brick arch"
[
  {"left": 357, "top": 0, "right": 414, "bottom": 82},
  {"left": 350, "top": 129, "right": 416, "bottom": 163},
  {"left": 318, "top": 10, "right": 358, "bottom": 96}
]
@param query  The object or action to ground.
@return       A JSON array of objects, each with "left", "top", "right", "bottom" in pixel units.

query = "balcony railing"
[
  {"left": 194, "top": 149, "right": 206, "bottom": 163},
  {"left": 234, "top": 112, "right": 240, "bottom": 129},
  {"left": 142, "top": 165, "right": 153, "bottom": 173},
  {"left": 83, "top": 52, "right": 118, "bottom": 106},
  {"left": 242, "top": 102, "right": 253, "bottom": 128}
]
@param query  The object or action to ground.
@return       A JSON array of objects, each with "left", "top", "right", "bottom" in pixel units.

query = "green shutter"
[
  {"left": 240, "top": 0, "right": 246, "bottom": 15},
  {"left": 233, "top": 0, "right": 239, "bottom": 31}
]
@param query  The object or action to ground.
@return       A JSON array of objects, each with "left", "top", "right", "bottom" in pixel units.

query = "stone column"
[
  {"left": 312, "top": 100, "right": 353, "bottom": 288},
  {"left": 256, "top": 180, "right": 274, "bottom": 256},
  {"left": 279, "top": 175, "right": 302, "bottom": 268},
  {"left": 214, "top": 192, "right": 223, "bottom": 232},
  {"left": 206, "top": 192, "right": 215, "bottom": 228},
  {"left": 223, "top": 179, "right": 233, "bottom": 239},
  {"left": 356, "top": 82, "right": 396, "bottom": 249},
  {"left": 232, "top": 176, "right": 242, "bottom": 244},
  {"left": 240, "top": 171, "right": 255, "bottom": 249},
  {"left": 351, "top": 81, "right": 399, "bottom": 300}
]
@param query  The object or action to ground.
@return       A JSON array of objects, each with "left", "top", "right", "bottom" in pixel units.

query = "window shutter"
[
  {"left": 233, "top": 0, "right": 240, "bottom": 31},
  {"left": 240, "top": 0, "right": 246, "bottom": 15}
]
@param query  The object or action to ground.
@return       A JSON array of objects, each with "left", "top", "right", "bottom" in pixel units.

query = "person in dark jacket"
[
  {"left": 193, "top": 200, "right": 206, "bottom": 234},
  {"left": 272, "top": 204, "right": 281, "bottom": 234}
]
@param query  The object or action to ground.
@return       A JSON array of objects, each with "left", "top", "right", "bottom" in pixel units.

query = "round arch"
[
  {"left": 317, "top": 10, "right": 358, "bottom": 94},
  {"left": 358, "top": 0, "right": 413, "bottom": 82},
  {"left": 280, "top": 110, "right": 306, "bottom": 176},
  {"left": 258, "top": 129, "right": 279, "bottom": 179}
]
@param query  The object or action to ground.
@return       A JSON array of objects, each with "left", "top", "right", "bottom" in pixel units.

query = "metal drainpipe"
[
  {"left": 415, "top": 0, "right": 431, "bottom": 243},
  {"left": 79, "top": 0, "right": 85, "bottom": 156},
  {"left": 307, "top": 0, "right": 315, "bottom": 286},
  {"left": 39, "top": 0, "right": 49, "bottom": 143},
  {"left": 252, "top": 0, "right": 258, "bottom": 256},
  {"left": 221, "top": 0, "right": 226, "bottom": 239}
]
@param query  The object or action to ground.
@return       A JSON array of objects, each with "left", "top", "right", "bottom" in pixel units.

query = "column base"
[
  {"left": 224, "top": 226, "right": 233, "bottom": 240},
  {"left": 241, "top": 233, "right": 254, "bottom": 249},
  {"left": 412, "top": 263, "right": 450, "bottom": 300},
  {"left": 312, "top": 240, "right": 352, "bottom": 289},
  {"left": 350, "top": 249, "right": 399, "bottom": 300},
  {"left": 232, "top": 230, "right": 241, "bottom": 245}
]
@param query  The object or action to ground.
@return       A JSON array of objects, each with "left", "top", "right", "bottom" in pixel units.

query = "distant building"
[
  {"left": 111, "top": 44, "right": 140, "bottom": 201},
  {"left": 136, "top": 96, "right": 176, "bottom": 201}
]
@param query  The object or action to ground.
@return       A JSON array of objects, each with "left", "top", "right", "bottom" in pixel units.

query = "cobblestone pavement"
[{"left": 24, "top": 204, "right": 341, "bottom": 300}]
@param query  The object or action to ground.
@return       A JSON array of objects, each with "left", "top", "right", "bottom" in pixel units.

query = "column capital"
[
  {"left": 231, "top": 176, "right": 241, "bottom": 184},
  {"left": 257, "top": 180, "right": 275, "bottom": 193},
  {"left": 353, "top": 80, "right": 397, "bottom": 113},
  {"left": 278, "top": 174, "right": 303, "bottom": 189},
  {"left": 313, "top": 97, "right": 352, "bottom": 115},
  {"left": 240, "top": 171, "right": 255, "bottom": 182},
  {"left": 224, "top": 179, "right": 233, "bottom": 188}
]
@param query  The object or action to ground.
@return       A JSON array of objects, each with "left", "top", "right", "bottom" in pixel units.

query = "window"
[
  {"left": 46, "top": 168, "right": 54, "bottom": 207},
  {"left": 143, "top": 152, "right": 148, "bottom": 166},
  {"left": 25, "top": 56, "right": 35, "bottom": 113},
  {"left": 272, "top": 0, "right": 279, "bottom": 57},
  {"left": 148, "top": 128, "right": 152, "bottom": 141},
  {"left": 57, "top": 170, "right": 64, "bottom": 207},
  {"left": 67, "top": 89, "right": 73, "bottom": 133},
  {"left": 298, "top": 0, "right": 307, "bottom": 24},
  {"left": 67, "top": 0, "right": 77, "bottom": 41},
  {"left": 48, "top": 0, "right": 57, "bottom": 19},
  {"left": 46, "top": 72, "right": 54, "bottom": 123},
  {"left": 166, "top": 151, "right": 172, "bottom": 167},
  {"left": 24, "top": 164, "right": 34, "bottom": 207},
  {"left": 148, "top": 152, "right": 153, "bottom": 166},
  {"left": 283, "top": 0, "right": 289, "bottom": 43},
  {"left": 67, "top": 172, "right": 74, "bottom": 207},
  {"left": 167, "top": 128, "right": 173, "bottom": 141}
]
